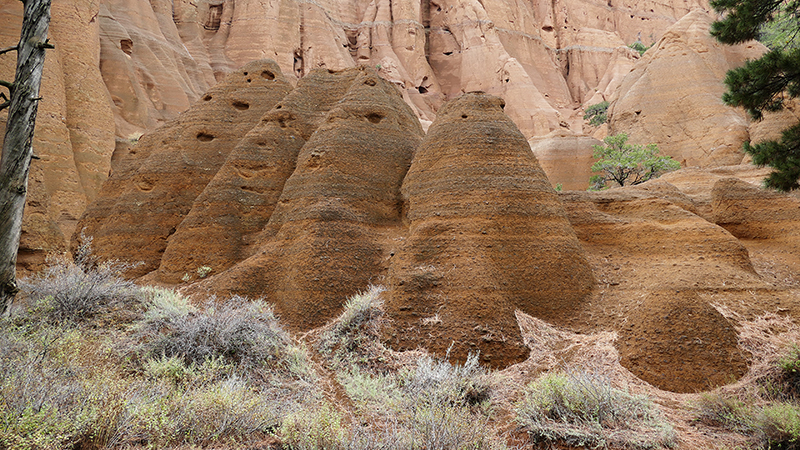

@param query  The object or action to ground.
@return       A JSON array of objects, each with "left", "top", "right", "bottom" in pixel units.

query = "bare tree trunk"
[{"left": 0, "top": 0, "right": 53, "bottom": 314}]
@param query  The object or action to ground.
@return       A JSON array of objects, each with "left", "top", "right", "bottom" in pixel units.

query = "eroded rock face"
[
  {"left": 15, "top": 0, "right": 707, "bottom": 146},
  {"left": 99, "top": 0, "right": 216, "bottom": 139},
  {"left": 157, "top": 68, "right": 362, "bottom": 284},
  {"left": 608, "top": 9, "right": 767, "bottom": 167},
  {"left": 712, "top": 177, "right": 800, "bottom": 240},
  {"left": 385, "top": 93, "right": 595, "bottom": 368},
  {"left": 75, "top": 61, "right": 292, "bottom": 277},
  {"left": 75, "top": 66, "right": 800, "bottom": 390},
  {"left": 561, "top": 184, "right": 762, "bottom": 392},
  {"left": 1, "top": 0, "right": 115, "bottom": 273},
  {"left": 80, "top": 87, "right": 599, "bottom": 369},
  {"left": 191, "top": 68, "right": 424, "bottom": 330},
  {"left": 528, "top": 130, "right": 602, "bottom": 190}
]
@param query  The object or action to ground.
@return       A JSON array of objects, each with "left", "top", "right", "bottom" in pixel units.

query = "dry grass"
[{"left": 7, "top": 254, "right": 800, "bottom": 450}]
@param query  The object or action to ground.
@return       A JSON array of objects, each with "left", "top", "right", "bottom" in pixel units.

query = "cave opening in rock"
[{"left": 205, "top": 4, "right": 223, "bottom": 31}]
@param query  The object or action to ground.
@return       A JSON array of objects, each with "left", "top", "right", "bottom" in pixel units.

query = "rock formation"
[
  {"left": 608, "top": 9, "right": 767, "bottom": 167},
  {"left": 73, "top": 60, "right": 800, "bottom": 391},
  {"left": 190, "top": 67, "right": 424, "bottom": 330},
  {"left": 528, "top": 130, "right": 602, "bottom": 190},
  {"left": 384, "top": 93, "right": 595, "bottom": 368},
  {"left": 79, "top": 86, "right": 598, "bottom": 368},
  {"left": 75, "top": 60, "right": 292, "bottom": 277},
  {"left": 156, "top": 68, "right": 362, "bottom": 284},
  {"left": 1, "top": 0, "right": 115, "bottom": 273},
  {"left": 560, "top": 184, "right": 763, "bottom": 392}
]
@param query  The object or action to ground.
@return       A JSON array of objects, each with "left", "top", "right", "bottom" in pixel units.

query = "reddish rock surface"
[
  {"left": 191, "top": 68, "right": 424, "bottom": 330},
  {"left": 560, "top": 184, "right": 762, "bottom": 391},
  {"left": 157, "top": 68, "right": 362, "bottom": 284},
  {"left": 609, "top": 9, "right": 766, "bottom": 167},
  {"left": 384, "top": 93, "right": 595, "bottom": 368},
  {"left": 1, "top": 0, "right": 115, "bottom": 273},
  {"left": 75, "top": 60, "right": 292, "bottom": 277}
]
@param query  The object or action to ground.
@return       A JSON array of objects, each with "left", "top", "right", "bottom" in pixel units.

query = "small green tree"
[
  {"left": 589, "top": 133, "right": 680, "bottom": 189},
  {"left": 583, "top": 101, "right": 609, "bottom": 126}
]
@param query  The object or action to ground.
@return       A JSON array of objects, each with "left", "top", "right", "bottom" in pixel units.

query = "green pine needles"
[
  {"left": 584, "top": 101, "right": 610, "bottom": 126},
  {"left": 711, "top": 0, "right": 800, "bottom": 190},
  {"left": 589, "top": 133, "right": 680, "bottom": 190}
]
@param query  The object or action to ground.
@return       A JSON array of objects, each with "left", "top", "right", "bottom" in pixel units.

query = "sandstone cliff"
[
  {"left": 1, "top": 0, "right": 115, "bottom": 272},
  {"left": 75, "top": 78, "right": 800, "bottom": 391},
  {"left": 608, "top": 9, "right": 766, "bottom": 167}
]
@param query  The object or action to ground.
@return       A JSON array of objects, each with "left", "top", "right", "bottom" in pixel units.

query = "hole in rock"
[
  {"left": 232, "top": 101, "right": 250, "bottom": 110},
  {"left": 418, "top": 86, "right": 428, "bottom": 94},
  {"left": 205, "top": 4, "right": 223, "bottom": 30},
  {"left": 461, "top": 114, "right": 468, "bottom": 119},
  {"left": 243, "top": 71, "right": 249, "bottom": 76},
  {"left": 364, "top": 78, "right": 377, "bottom": 86},
  {"left": 203, "top": 95, "right": 212, "bottom": 101},
  {"left": 246, "top": 79, "right": 252, "bottom": 83},
  {"left": 256, "top": 141, "right": 267, "bottom": 147},
  {"left": 366, "top": 113, "right": 384, "bottom": 124},
  {"left": 261, "top": 70, "right": 275, "bottom": 80},
  {"left": 542, "top": 26, "right": 554, "bottom": 32},
  {"left": 443, "top": 51, "right": 453, "bottom": 55},
  {"left": 197, "top": 132, "right": 215, "bottom": 142},
  {"left": 275, "top": 105, "right": 282, "bottom": 109},
  {"left": 120, "top": 39, "right": 133, "bottom": 55}
]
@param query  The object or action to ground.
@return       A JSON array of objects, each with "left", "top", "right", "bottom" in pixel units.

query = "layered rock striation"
[
  {"left": 385, "top": 93, "right": 595, "bottom": 367},
  {"left": 78, "top": 84, "right": 597, "bottom": 368},
  {"left": 76, "top": 67, "right": 800, "bottom": 391},
  {"left": 75, "top": 60, "right": 292, "bottom": 277}
]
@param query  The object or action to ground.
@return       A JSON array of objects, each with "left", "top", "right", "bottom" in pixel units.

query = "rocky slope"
[
  {"left": 76, "top": 73, "right": 800, "bottom": 392},
  {"left": 2, "top": 0, "right": 773, "bottom": 265}
]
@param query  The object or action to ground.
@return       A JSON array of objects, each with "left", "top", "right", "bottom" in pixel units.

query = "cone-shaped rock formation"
[
  {"left": 197, "top": 68, "right": 424, "bottom": 330},
  {"left": 75, "top": 60, "right": 292, "bottom": 276},
  {"left": 385, "top": 92, "right": 595, "bottom": 368},
  {"left": 157, "top": 68, "right": 362, "bottom": 283}
]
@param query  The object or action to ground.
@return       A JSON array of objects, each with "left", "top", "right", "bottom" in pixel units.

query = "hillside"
[{"left": 2, "top": 0, "right": 800, "bottom": 448}]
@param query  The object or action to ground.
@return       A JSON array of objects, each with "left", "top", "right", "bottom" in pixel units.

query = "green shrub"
[
  {"left": 692, "top": 392, "right": 757, "bottom": 434},
  {"left": 629, "top": 41, "right": 653, "bottom": 56},
  {"left": 317, "top": 285, "right": 390, "bottom": 371},
  {"left": 134, "top": 294, "right": 307, "bottom": 374},
  {"left": 779, "top": 345, "right": 800, "bottom": 397},
  {"left": 280, "top": 403, "right": 350, "bottom": 450},
  {"left": 759, "top": 403, "right": 800, "bottom": 449},
  {"left": 515, "top": 370, "right": 676, "bottom": 449},
  {"left": 590, "top": 133, "right": 681, "bottom": 189},
  {"left": 584, "top": 101, "right": 609, "bottom": 126}
]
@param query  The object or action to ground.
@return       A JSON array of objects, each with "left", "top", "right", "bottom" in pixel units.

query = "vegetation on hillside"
[
  {"left": 5, "top": 253, "right": 800, "bottom": 449},
  {"left": 589, "top": 133, "right": 681, "bottom": 189},
  {"left": 0, "top": 253, "right": 681, "bottom": 450},
  {"left": 584, "top": 101, "right": 610, "bottom": 126}
]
